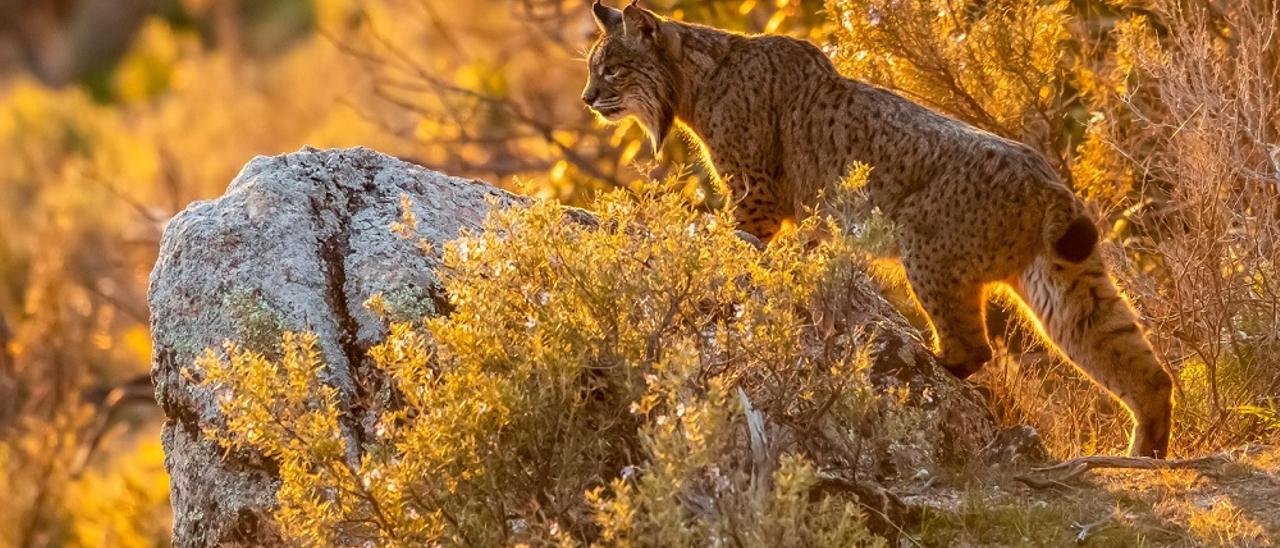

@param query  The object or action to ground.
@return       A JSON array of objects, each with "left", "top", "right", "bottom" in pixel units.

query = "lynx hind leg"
[
  {"left": 1012, "top": 254, "right": 1173, "bottom": 458},
  {"left": 902, "top": 258, "right": 994, "bottom": 379}
]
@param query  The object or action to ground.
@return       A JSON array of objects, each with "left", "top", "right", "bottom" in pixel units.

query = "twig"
[
  {"left": 1015, "top": 453, "right": 1233, "bottom": 489},
  {"left": 813, "top": 473, "right": 923, "bottom": 547},
  {"left": 1072, "top": 510, "right": 1117, "bottom": 544},
  {"left": 70, "top": 374, "right": 157, "bottom": 478},
  {"left": 737, "top": 388, "right": 772, "bottom": 494}
]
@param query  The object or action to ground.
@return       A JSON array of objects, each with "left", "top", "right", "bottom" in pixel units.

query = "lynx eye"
[{"left": 603, "top": 67, "right": 624, "bottom": 81}]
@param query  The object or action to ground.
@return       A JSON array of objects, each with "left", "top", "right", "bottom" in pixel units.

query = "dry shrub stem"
[{"left": 1015, "top": 452, "right": 1235, "bottom": 489}]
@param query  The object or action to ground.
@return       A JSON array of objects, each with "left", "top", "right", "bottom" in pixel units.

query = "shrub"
[
  {"left": 1103, "top": 1, "right": 1280, "bottom": 451},
  {"left": 827, "top": 0, "right": 1280, "bottom": 455},
  {"left": 196, "top": 178, "right": 924, "bottom": 545}
]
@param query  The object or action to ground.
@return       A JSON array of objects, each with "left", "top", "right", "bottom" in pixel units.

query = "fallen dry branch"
[
  {"left": 1034, "top": 454, "right": 1233, "bottom": 473},
  {"left": 1015, "top": 453, "right": 1234, "bottom": 489}
]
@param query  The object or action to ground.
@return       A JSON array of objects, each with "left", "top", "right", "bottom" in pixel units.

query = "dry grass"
[
  {"left": 1106, "top": 1, "right": 1280, "bottom": 453},
  {"left": 917, "top": 445, "right": 1280, "bottom": 547},
  {"left": 832, "top": 0, "right": 1280, "bottom": 459}
]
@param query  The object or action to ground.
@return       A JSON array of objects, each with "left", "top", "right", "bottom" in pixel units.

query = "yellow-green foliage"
[
  {"left": 830, "top": 0, "right": 1068, "bottom": 131},
  {"left": 197, "top": 179, "right": 907, "bottom": 545}
]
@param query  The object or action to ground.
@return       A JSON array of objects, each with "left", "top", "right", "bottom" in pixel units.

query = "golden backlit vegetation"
[
  {"left": 198, "top": 181, "right": 903, "bottom": 545},
  {"left": 830, "top": 0, "right": 1280, "bottom": 457},
  {"left": 0, "top": 0, "right": 1276, "bottom": 545}
]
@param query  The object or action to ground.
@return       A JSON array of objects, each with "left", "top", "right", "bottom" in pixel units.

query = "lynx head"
[{"left": 582, "top": 1, "right": 683, "bottom": 152}]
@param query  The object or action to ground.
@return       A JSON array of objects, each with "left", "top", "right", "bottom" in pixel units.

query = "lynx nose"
[{"left": 581, "top": 88, "right": 599, "bottom": 106}]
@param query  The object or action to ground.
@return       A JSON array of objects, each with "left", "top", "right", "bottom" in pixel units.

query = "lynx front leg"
[
  {"left": 1012, "top": 254, "right": 1173, "bottom": 457},
  {"left": 735, "top": 207, "right": 785, "bottom": 243},
  {"left": 901, "top": 256, "right": 994, "bottom": 379},
  {"left": 726, "top": 176, "right": 788, "bottom": 242}
]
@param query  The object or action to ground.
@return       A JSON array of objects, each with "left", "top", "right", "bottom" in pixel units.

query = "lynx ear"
[
  {"left": 592, "top": 1, "right": 622, "bottom": 33},
  {"left": 621, "top": 1, "right": 660, "bottom": 41}
]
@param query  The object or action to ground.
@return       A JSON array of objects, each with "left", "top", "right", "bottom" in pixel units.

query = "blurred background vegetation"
[{"left": 0, "top": 0, "right": 1274, "bottom": 545}]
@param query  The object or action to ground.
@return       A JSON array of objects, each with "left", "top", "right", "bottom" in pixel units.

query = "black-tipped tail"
[{"left": 1053, "top": 216, "right": 1098, "bottom": 263}]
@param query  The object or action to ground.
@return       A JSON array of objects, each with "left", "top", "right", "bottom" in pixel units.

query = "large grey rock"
[
  {"left": 149, "top": 147, "right": 522, "bottom": 546},
  {"left": 149, "top": 146, "right": 996, "bottom": 546}
]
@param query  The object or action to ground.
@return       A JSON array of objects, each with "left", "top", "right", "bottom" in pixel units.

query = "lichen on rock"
[{"left": 150, "top": 147, "right": 521, "bottom": 545}]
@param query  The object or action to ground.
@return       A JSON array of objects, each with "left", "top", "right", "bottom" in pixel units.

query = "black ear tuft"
[{"left": 592, "top": 1, "right": 623, "bottom": 33}]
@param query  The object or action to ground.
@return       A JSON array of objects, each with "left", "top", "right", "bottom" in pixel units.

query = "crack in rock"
[{"left": 151, "top": 147, "right": 516, "bottom": 546}]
